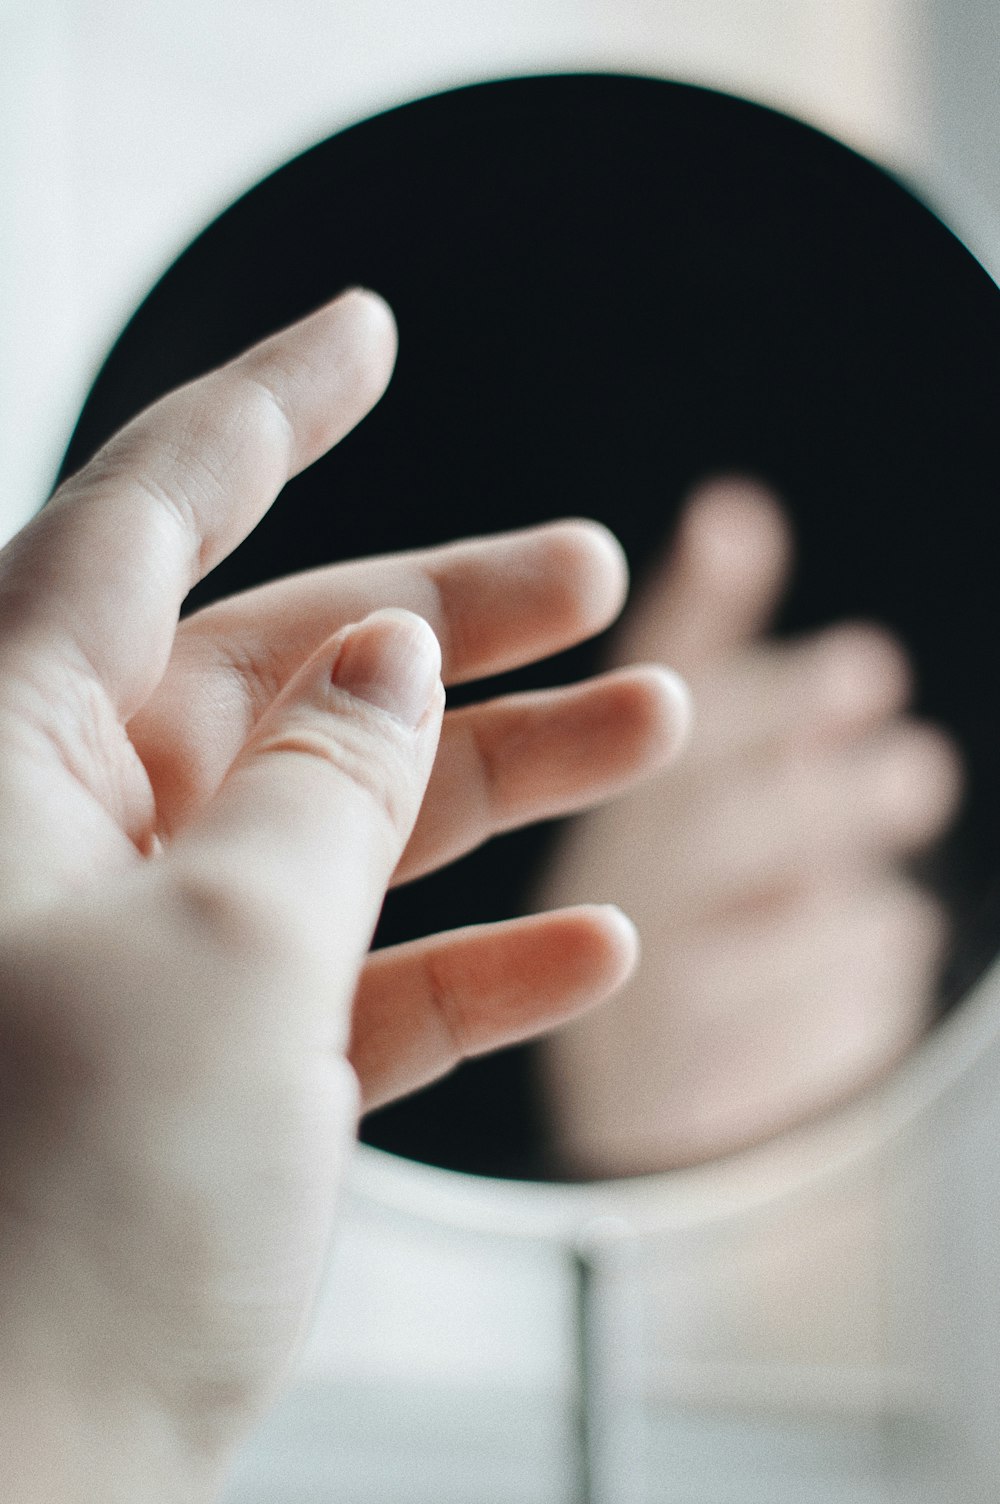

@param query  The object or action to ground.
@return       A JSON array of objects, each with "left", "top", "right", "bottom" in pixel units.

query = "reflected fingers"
[
  {"left": 675, "top": 719, "right": 962, "bottom": 914},
  {"left": 613, "top": 478, "right": 792, "bottom": 674},
  {"left": 543, "top": 874, "right": 947, "bottom": 1176},
  {"left": 567, "top": 714, "right": 964, "bottom": 929},
  {"left": 651, "top": 877, "right": 948, "bottom": 1149},
  {"left": 692, "top": 621, "right": 913, "bottom": 767}
]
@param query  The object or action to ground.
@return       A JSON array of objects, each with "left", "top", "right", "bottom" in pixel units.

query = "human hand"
[
  {"left": 0, "top": 291, "right": 690, "bottom": 1500},
  {"left": 536, "top": 479, "right": 962, "bottom": 1176}
]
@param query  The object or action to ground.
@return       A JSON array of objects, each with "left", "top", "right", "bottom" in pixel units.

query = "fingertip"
[
  {"left": 234, "top": 286, "right": 400, "bottom": 474},
  {"left": 680, "top": 474, "right": 793, "bottom": 596},
  {"left": 335, "top": 283, "right": 397, "bottom": 334},
  {"left": 332, "top": 285, "right": 399, "bottom": 399},
  {"left": 887, "top": 721, "right": 965, "bottom": 836},
  {"left": 621, "top": 477, "right": 792, "bottom": 672},
  {"left": 684, "top": 472, "right": 789, "bottom": 538},
  {"left": 330, "top": 607, "right": 442, "bottom": 729},
  {"left": 545, "top": 517, "right": 631, "bottom": 630},
  {"left": 654, "top": 664, "right": 694, "bottom": 757},
  {"left": 341, "top": 283, "right": 398, "bottom": 349},
  {"left": 627, "top": 662, "right": 694, "bottom": 767},
  {"left": 811, "top": 622, "right": 913, "bottom": 728},
  {"left": 590, "top": 902, "right": 641, "bottom": 980},
  {"left": 546, "top": 903, "right": 641, "bottom": 1009},
  {"left": 283, "top": 286, "right": 398, "bottom": 436}
]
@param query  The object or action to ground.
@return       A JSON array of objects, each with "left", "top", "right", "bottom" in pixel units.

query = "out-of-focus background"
[
  {"left": 5, "top": 6, "right": 1000, "bottom": 1500},
  {"left": 1, "top": 0, "right": 998, "bottom": 544}
]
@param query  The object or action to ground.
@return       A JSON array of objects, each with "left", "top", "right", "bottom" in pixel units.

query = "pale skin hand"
[
  {"left": 0, "top": 290, "right": 691, "bottom": 1501},
  {"left": 538, "top": 480, "right": 963, "bottom": 1177}
]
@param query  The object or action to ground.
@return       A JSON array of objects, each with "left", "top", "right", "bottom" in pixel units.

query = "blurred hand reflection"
[{"left": 537, "top": 479, "right": 963, "bottom": 1177}]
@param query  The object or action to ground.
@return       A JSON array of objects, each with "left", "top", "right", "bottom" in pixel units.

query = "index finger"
[{"left": 0, "top": 289, "right": 397, "bottom": 718}]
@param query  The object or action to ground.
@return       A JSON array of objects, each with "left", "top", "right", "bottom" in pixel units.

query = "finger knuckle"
[
  {"left": 258, "top": 719, "right": 416, "bottom": 844},
  {"left": 168, "top": 858, "right": 300, "bottom": 970}
]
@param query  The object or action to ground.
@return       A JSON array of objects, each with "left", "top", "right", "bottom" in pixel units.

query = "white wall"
[{"left": 920, "top": 0, "right": 1000, "bottom": 265}]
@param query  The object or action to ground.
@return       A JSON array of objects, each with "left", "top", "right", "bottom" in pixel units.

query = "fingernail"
[{"left": 331, "top": 609, "right": 441, "bottom": 728}]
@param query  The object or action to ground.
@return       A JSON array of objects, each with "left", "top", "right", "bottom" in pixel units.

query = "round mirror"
[{"left": 58, "top": 73, "right": 1000, "bottom": 1184}]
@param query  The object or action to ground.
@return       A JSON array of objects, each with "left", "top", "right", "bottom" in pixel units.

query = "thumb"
[
  {"left": 614, "top": 477, "right": 793, "bottom": 677},
  {"left": 162, "top": 608, "right": 444, "bottom": 1052}
]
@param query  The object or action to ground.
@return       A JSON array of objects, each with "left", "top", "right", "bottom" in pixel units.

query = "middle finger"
[{"left": 130, "top": 520, "right": 633, "bottom": 832}]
